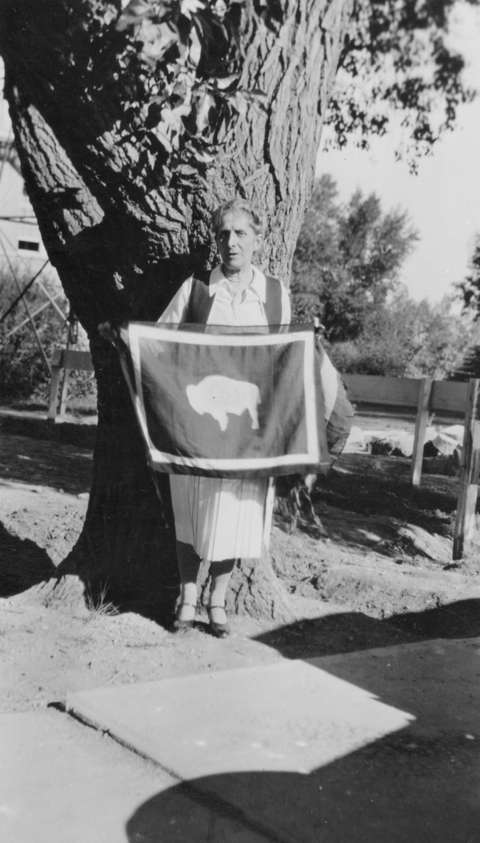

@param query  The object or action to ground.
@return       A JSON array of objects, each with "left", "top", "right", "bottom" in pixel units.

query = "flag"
[
  {"left": 119, "top": 322, "right": 332, "bottom": 478},
  {"left": 316, "top": 343, "right": 355, "bottom": 457}
]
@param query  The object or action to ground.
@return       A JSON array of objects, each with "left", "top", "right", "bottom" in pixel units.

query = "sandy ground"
[{"left": 1, "top": 428, "right": 480, "bottom": 713}]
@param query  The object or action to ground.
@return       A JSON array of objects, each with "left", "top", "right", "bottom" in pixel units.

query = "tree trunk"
[{"left": 0, "top": 0, "right": 352, "bottom": 622}]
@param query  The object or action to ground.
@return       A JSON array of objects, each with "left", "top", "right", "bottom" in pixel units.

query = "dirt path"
[{"left": 1, "top": 430, "right": 480, "bottom": 713}]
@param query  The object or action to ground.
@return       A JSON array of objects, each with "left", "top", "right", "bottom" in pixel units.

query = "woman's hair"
[{"left": 211, "top": 198, "right": 263, "bottom": 236}]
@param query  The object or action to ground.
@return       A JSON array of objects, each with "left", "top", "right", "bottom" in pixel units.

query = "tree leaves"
[
  {"left": 292, "top": 174, "right": 419, "bottom": 342},
  {"left": 116, "top": 0, "right": 170, "bottom": 32},
  {"left": 456, "top": 235, "right": 480, "bottom": 317},
  {"left": 328, "top": 0, "right": 478, "bottom": 163},
  {"left": 109, "top": 0, "right": 258, "bottom": 184}
]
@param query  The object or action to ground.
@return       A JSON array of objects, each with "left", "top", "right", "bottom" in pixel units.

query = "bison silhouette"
[{"left": 185, "top": 375, "right": 261, "bottom": 432}]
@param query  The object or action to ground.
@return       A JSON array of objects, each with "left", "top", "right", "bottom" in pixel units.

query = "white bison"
[{"left": 186, "top": 375, "right": 261, "bottom": 432}]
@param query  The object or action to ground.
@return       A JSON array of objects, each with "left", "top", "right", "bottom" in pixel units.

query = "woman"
[{"left": 157, "top": 198, "right": 291, "bottom": 636}]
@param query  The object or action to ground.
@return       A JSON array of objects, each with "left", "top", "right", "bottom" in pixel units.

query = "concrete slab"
[
  {"left": 309, "top": 636, "right": 480, "bottom": 736},
  {"left": 67, "top": 639, "right": 480, "bottom": 843},
  {"left": 0, "top": 709, "right": 271, "bottom": 843},
  {"left": 67, "top": 659, "right": 413, "bottom": 779}
]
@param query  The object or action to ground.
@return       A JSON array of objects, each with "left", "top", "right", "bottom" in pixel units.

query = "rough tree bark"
[{"left": 0, "top": 0, "right": 352, "bottom": 622}]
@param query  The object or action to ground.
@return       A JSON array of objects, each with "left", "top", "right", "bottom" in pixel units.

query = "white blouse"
[{"left": 159, "top": 264, "right": 291, "bottom": 327}]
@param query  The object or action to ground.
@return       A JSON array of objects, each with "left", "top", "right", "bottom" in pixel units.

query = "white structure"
[
  {"left": 0, "top": 86, "right": 48, "bottom": 272},
  {"left": 0, "top": 154, "right": 48, "bottom": 270}
]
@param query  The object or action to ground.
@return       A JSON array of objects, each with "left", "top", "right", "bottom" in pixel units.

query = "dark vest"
[{"left": 181, "top": 270, "right": 284, "bottom": 326}]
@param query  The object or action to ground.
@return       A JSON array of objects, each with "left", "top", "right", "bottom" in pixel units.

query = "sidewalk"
[
  {"left": 1, "top": 708, "right": 267, "bottom": 843},
  {"left": 62, "top": 638, "right": 480, "bottom": 841},
  {"left": 3, "top": 637, "right": 480, "bottom": 842}
]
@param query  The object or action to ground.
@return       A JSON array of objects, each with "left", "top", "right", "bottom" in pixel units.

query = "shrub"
[{"left": 0, "top": 262, "right": 96, "bottom": 411}]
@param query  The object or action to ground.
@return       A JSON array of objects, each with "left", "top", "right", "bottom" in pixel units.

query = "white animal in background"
[{"left": 186, "top": 375, "right": 261, "bottom": 432}]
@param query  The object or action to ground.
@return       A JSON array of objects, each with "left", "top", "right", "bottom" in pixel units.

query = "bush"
[
  {"left": 0, "top": 262, "right": 96, "bottom": 411},
  {"left": 329, "top": 290, "right": 480, "bottom": 379}
]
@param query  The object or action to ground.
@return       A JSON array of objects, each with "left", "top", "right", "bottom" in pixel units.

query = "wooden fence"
[
  {"left": 344, "top": 374, "right": 480, "bottom": 559},
  {"left": 47, "top": 348, "right": 94, "bottom": 420},
  {"left": 48, "top": 350, "right": 480, "bottom": 560}
]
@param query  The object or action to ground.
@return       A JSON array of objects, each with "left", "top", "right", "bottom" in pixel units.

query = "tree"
[
  {"left": 328, "top": 0, "right": 478, "bottom": 165},
  {"left": 456, "top": 235, "right": 480, "bottom": 316},
  {"left": 0, "top": 0, "right": 475, "bottom": 619},
  {"left": 330, "top": 287, "right": 480, "bottom": 378},
  {"left": 0, "top": 264, "right": 95, "bottom": 407},
  {"left": 0, "top": 265, "right": 67, "bottom": 400},
  {"left": 448, "top": 235, "right": 480, "bottom": 379},
  {"left": 291, "top": 174, "right": 418, "bottom": 341},
  {"left": 0, "top": 0, "right": 353, "bottom": 619}
]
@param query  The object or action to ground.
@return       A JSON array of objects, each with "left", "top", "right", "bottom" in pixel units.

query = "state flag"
[{"left": 119, "top": 322, "right": 332, "bottom": 477}]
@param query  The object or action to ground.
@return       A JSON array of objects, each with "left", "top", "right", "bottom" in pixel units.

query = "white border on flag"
[{"left": 124, "top": 324, "right": 320, "bottom": 474}]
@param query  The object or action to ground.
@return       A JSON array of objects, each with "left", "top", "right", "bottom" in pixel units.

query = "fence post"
[
  {"left": 453, "top": 378, "right": 480, "bottom": 560},
  {"left": 57, "top": 366, "right": 70, "bottom": 418},
  {"left": 47, "top": 350, "right": 64, "bottom": 421},
  {"left": 411, "top": 376, "right": 433, "bottom": 487}
]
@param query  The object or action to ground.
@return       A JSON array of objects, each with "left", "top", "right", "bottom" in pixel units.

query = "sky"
[{"left": 317, "top": 3, "right": 480, "bottom": 303}]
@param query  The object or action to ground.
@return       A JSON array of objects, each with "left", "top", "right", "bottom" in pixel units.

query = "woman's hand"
[{"left": 303, "top": 473, "right": 317, "bottom": 494}]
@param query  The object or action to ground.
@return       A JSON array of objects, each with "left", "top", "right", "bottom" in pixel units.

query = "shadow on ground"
[
  {"left": 124, "top": 599, "right": 480, "bottom": 843},
  {"left": 0, "top": 523, "right": 56, "bottom": 597},
  {"left": 125, "top": 755, "right": 479, "bottom": 843},
  {"left": 0, "top": 433, "right": 92, "bottom": 495},
  {"left": 255, "top": 598, "right": 480, "bottom": 659},
  {"left": 314, "top": 454, "right": 457, "bottom": 538}
]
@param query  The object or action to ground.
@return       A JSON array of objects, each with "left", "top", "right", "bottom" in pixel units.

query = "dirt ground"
[{"left": 1, "top": 427, "right": 480, "bottom": 714}]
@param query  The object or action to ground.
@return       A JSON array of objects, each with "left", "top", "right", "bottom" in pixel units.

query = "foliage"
[
  {"left": 330, "top": 288, "right": 480, "bottom": 378},
  {"left": 455, "top": 234, "right": 480, "bottom": 315},
  {"left": 6, "top": 0, "right": 472, "bottom": 203},
  {"left": 109, "top": 0, "right": 480, "bottom": 167},
  {"left": 0, "top": 268, "right": 63, "bottom": 399},
  {"left": 108, "top": 0, "right": 480, "bottom": 172},
  {"left": 291, "top": 174, "right": 419, "bottom": 342},
  {"left": 0, "top": 264, "right": 95, "bottom": 406},
  {"left": 330, "top": 0, "right": 479, "bottom": 163},
  {"left": 111, "top": 0, "right": 250, "bottom": 187},
  {"left": 30, "top": 0, "right": 281, "bottom": 194},
  {"left": 293, "top": 175, "right": 477, "bottom": 378}
]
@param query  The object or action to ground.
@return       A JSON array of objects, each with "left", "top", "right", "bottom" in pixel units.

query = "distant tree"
[
  {"left": 0, "top": 266, "right": 67, "bottom": 399},
  {"left": 409, "top": 297, "right": 480, "bottom": 378},
  {"left": 456, "top": 235, "right": 480, "bottom": 316},
  {"left": 291, "top": 174, "right": 419, "bottom": 341},
  {"left": 330, "top": 287, "right": 480, "bottom": 378}
]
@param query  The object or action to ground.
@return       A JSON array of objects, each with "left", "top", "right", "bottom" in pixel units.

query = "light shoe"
[
  {"left": 173, "top": 602, "right": 196, "bottom": 631},
  {"left": 208, "top": 605, "right": 230, "bottom": 638}
]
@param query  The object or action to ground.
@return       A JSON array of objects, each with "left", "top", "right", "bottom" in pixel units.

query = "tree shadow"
[
  {"left": 0, "top": 522, "right": 56, "bottom": 597},
  {"left": 125, "top": 757, "right": 479, "bottom": 843},
  {"left": 0, "top": 432, "right": 93, "bottom": 495},
  {"left": 316, "top": 454, "right": 458, "bottom": 534},
  {"left": 383, "top": 597, "right": 480, "bottom": 641},
  {"left": 124, "top": 598, "right": 480, "bottom": 842},
  {"left": 272, "top": 453, "right": 460, "bottom": 565},
  {"left": 255, "top": 598, "right": 480, "bottom": 660}
]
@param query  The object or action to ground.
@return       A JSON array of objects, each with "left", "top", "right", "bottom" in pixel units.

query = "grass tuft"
[{"left": 85, "top": 583, "right": 119, "bottom": 619}]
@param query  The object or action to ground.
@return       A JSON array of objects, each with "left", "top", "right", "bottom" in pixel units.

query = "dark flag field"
[{"left": 119, "top": 323, "right": 337, "bottom": 478}]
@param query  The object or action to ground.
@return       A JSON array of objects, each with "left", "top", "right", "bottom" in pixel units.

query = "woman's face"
[{"left": 216, "top": 211, "right": 259, "bottom": 273}]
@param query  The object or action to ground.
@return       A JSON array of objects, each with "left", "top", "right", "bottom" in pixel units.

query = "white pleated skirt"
[{"left": 169, "top": 474, "right": 275, "bottom": 562}]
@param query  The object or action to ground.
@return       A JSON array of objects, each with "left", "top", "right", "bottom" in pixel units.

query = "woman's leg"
[
  {"left": 175, "top": 540, "right": 201, "bottom": 623},
  {"left": 208, "top": 558, "right": 235, "bottom": 633}
]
